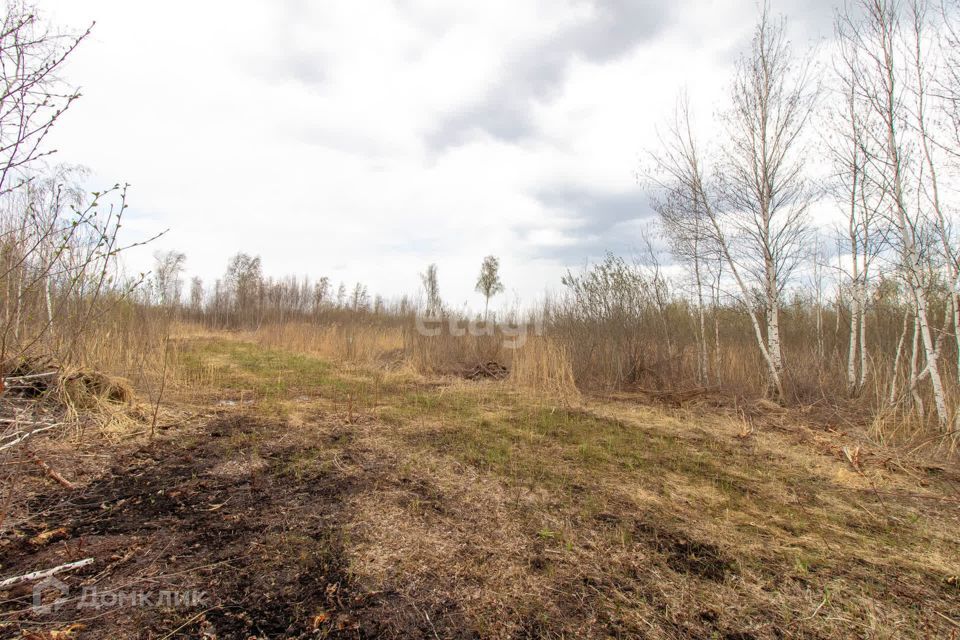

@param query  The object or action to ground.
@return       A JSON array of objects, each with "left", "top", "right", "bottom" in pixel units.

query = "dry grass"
[
  {"left": 249, "top": 321, "right": 405, "bottom": 365},
  {"left": 509, "top": 336, "right": 581, "bottom": 403},
  {"left": 337, "top": 387, "right": 958, "bottom": 637},
  {"left": 232, "top": 321, "right": 582, "bottom": 403},
  {"left": 5, "top": 326, "right": 960, "bottom": 637},
  {"left": 162, "top": 335, "right": 960, "bottom": 637}
]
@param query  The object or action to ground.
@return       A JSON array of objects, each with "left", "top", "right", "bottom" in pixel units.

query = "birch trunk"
[
  {"left": 847, "top": 289, "right": 860, "bottom": 392},
  {"left": 712, "top": 268, "right": 723, "bottom": 387},
  {"left": 857, "top": 290, "right": 868, "bottom": 391},
  {"left": 709, "top": 209, "right": 784, "bottom": 400},
  {"left": 694, "top": 255, "right": 708, "bottom": 385},
  {"left": 889, "top": 309, "right": 910, "bottom": 405},
  {"left": 875, "top": 1, "right": 949, "bottom": 429},
  {"left": 910, "top": 313, "right": 925, "bottom": 418},
  {"left": 846, "top": 153, "right": 862, "bottom": 394},
  {"left": 910, "top": 1, "right": 960, "bottom": 385}
]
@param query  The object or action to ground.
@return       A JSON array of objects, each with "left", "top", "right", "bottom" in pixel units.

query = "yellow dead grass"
[{"left": 151, "top": 331, "right": 960, "bottom": 637}]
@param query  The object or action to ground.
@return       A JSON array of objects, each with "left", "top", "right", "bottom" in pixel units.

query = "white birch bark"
[{"left": 842, "top": 0, "right": 949, "bottom": 428}]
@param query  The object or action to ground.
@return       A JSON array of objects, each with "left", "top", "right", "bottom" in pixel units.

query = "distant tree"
[
  {"left": 224, "top": 252, "right": 262, "bottom": 314},
  {"left": 335, "top": 282, "right": 347, "bottom": 308},
  {"left": 312, "top": 277, "right": 330, "bottom": 313},
  {"left": 420, "top": 263, "right": 442, "bottom": 314},
  {"left": 153, "top": 250, "right": 186, "bottom": 307},
  {"left": 475, "top": 255, "right": 504, "bottom": 320},
  {"left": 212, "top": 279, "right": 225, "bottom": 318},
  {"left": 189, "top": 277, "right": 204, "bottom": 311},
  {"left": 351, "top": 282, "right": 369, "bottom": 311}
]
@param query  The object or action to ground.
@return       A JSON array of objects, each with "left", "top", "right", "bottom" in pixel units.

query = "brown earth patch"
[{"left": 0, "top": 412, "right": 474, "bottom": 639}]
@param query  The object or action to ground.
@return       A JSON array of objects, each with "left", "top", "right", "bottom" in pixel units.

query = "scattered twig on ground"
[
  {"left": 30, "top": 455, "right": 77, "bottom": 490},
  {"left": 0, "top": 558, "right": 94, "bottom": 589},
  {"left": 934, "top": 610, "right": 960, "bottom": 630},
  {"left": 0, "top": 423, "right": 62, "bottom": 452}
]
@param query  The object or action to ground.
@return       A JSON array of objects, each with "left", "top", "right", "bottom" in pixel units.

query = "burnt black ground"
[{"left": 0, "top": 412, "right": 471, "bottom": 639}]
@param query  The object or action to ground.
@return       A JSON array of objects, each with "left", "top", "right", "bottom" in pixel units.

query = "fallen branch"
[
  {"left": 0, "top": 557, "right": 94, "bottom": 589},
  {"left": 31, "top": 455, "right": 77, "bottom": 489},
  {"left": 0, "top": 423, "right": 62, "bottom": 452},
  {"left": 0, "top": 422, "right": 60, "bottom": 438},
  {"left": 934, "top": 610, "right": 960, "bottom": 630},
  {"left": 2, "top": 372, "right": 58, "bottom": 383}
]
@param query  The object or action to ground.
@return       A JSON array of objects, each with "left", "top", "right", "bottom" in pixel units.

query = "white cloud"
[{"left": 34, "top": 0, "right": 842, "bottom": 310}]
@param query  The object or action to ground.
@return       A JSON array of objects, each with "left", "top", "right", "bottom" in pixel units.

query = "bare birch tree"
[
  {"left": 225, "top": 252, "right": 262, "bottom": 324},
  {"left": 312, "top": 276, "right": 330, "bottom": 314},
  {"left": 152, "top": 250, "right": 186, "bottom": 307},
  {"left": 650, "top": 95, "right": 786, "bottom": 399},
  {"left": 189, "top": 276, "right": 204, "bottom": 311},
  {"left": 653, "top": 147, "right": 716, "bottom": 385},
  {"left": 720, "top": 3, "right": 816, "bottom": 397},
  {"left": 827, "top": 39, "right": 883, "bottom": 395},
  {"left": 909, "top": 0, "right": 960, "bottom": 385},
  {"left": 837, "top": 0, "right": 951, "bottom": 428}
]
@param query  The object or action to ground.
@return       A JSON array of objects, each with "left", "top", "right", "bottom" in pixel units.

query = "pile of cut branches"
[
  {"left": 0, "top": 357, "right": 134, "bottom": 453},
  {"left": 464, "top": 361, "right": 510, "bottom": 381}
]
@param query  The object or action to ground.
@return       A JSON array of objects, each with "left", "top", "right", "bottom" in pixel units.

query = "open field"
[
  {"left": 5, "top": 1, "right": 960, "bottom": 638},
  {"left": 2, "top": 333, "right": 959, "bottom": 639}
]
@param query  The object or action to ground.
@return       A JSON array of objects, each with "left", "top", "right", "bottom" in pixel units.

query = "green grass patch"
[
  {"left": 174, "top": 337, "right": 395, "bottom": 402},
  {"left": 397, "top": 395, "right": 765, "bottom": 503}
]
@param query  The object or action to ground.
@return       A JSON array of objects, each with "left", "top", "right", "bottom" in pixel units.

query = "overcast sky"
[{"left": 35, "top": 0, "right": 838, "bottom": 309}]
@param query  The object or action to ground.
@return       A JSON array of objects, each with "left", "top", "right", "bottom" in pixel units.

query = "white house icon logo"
[{"left": 32, "top": 577, "right": 69, "bottom": 613}]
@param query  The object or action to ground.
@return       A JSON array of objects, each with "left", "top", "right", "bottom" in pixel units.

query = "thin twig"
[
  {"left": 150, "top": 334, "right": 170, "bottom": 440},
  {"left": 31, "top": 454, "right": 77, "bottom": 489},
  {"left": 934, "top": 610, "right": 960, "bottom": 630},
  {"left": 158, "top": 608, "right": 216, "bottom": 640}
]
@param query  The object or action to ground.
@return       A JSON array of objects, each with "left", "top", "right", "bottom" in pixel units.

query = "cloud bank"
[{"left": 36, "top": 0, "right": 840, "bottom": 309}]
